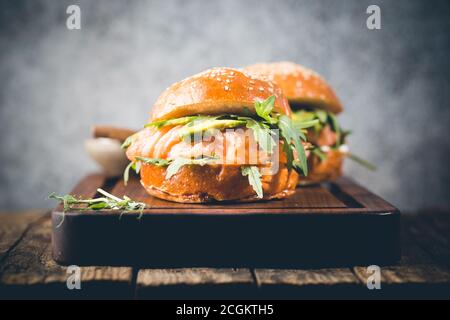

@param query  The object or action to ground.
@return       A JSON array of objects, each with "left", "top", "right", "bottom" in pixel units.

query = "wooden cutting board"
[{"left": 52, "top": 173, "right": 400, "bottom": 267}]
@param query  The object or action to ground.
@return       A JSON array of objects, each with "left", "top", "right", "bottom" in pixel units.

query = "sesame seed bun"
[
  {"left": 150, "top": 67, "right": 291, "bottom": 122},
  {"left": 244, "top": 62, "right": 343, "bottom": 114}
]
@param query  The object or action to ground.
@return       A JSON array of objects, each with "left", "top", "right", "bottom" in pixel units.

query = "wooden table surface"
[{"left": 1, "top": 210, "right": 450, "bottom": 299}]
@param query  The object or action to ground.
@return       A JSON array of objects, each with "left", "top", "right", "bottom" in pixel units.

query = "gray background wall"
[{"left": 0, "top": 0, "right": 449, "bottom": 211}]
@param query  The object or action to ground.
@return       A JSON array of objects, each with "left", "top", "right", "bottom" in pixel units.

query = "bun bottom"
[
  {"left": 299, "top": 149, "right": 344, "bottom": 185},
  {"left": 139, "top": 163, "right": 298, "bottom": 203}
]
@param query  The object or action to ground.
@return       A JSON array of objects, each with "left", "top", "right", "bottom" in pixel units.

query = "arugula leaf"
[
  {"left": 48, "top": 193, "right": 79, "bottom": 212},
  {"left": 123, "top": 161, "right": 134, "bottom": 186},
  {"left": 340, "top": 130, "right": 352, "bottom": 145},
  {"left": 292, "top": 110, "right": 317, "bottom": 122},
  {"left": 315, "top": 110, "right": 328, "bottom": 124},
  {"left": 328, "top": 113, "right": 341, "bottom": 147},
  {"left": 292, "top": 109, "right": 346, "bottom": 148},
  {"left": 312, "top": 148, "right": 327, "bottom": 162},
  {"left": 347, "top": 153, "right": 377, "bottom": 171},
  {"left": 254, "top": 96, "right": 277, "bottom": 124},
  {"left": 282, "top": 141, "right": 294, "bottom": 171},
  {"left": 135, "top": 157, "right": 171, "bottom": 166},
  {"left": 121, "top": 134, "right": 135, "bottom": 149},
  {"left": 241, "top": 166, "right": 263, "bottom": 198},
  {"left": 293, "top": 119, "right": 320, "bottom": 130},
  {"left": 240, "top": 117, "right": 276, "bottom": 153},
  {"left": 89, "top": 202, "right": 108, "bottom": 210},
  {"left": 278, "top": 115, "right": 308, "bottom": 176},
  {"left": 165, "top": 156, "right": 217, "bottom": 180},
  {"left": 133, "top": 161, "right": 142, "bottom": 174},
  {"left": 49, "top": 188, "right": 147, "bottom": 227}
]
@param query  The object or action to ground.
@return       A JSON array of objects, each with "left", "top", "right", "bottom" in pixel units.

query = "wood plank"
[
  {"left": 419, "top": 211, "right": 450, "bottom": 247},
  {"left": 136, "top": 268, "right": 255, "bottom": 299},
  {"left": 0, "top": 215, "right": 134, "bottom": 299},
  {"left": 407, "top": 214, "right": 450, "bottom": 268},
  {"left": 253, "top": 268, "right": 363, "bottom": 298},
  {"left": 0, "top": 211, "right": 46, "bottom": 262},
  {"left": 254, "top": 268, "right": 360, "bottom": 286}
]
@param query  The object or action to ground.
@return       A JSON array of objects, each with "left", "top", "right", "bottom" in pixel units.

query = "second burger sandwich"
[
  {"left": 245, "top": 62, "right": 364, "bottom": 184},
  {"left": 122, "top": 67, "right": 312, "bottom": 203}
]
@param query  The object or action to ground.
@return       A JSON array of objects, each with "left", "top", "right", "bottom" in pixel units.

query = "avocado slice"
[{"left": 179, "top": 119, "right": 246, "bottom": 137}]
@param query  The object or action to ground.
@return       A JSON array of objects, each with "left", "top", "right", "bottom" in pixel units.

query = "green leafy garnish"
[
  {"left": 241, "top": 166, "right": 263, "bottom": 198},
  {"left": 347, "top": 153, "right": 377, "bottom": 171},
  {"left": 278, "top": 115, "right": 308, "bottom": 176},
  {"left": 49, "top": 188, "right": 147, "bottom": 227},
  {"left": 135, "top": 156, "right": 171, "bottom": 167},
  {"left": 48, "top": 194, "right": 79, "bottom": 212},
  {"left": 240, "top": 117, "right": 276, "bottom": 153},
  {"left": 328, "top": 113, "right": 341, "bottom": 147},
  {"left": 294, "top": 119, "right": 320, "bottom": 130},
  {"left": 123, "top": 161, "right": 134, "bottom": 186},
  {"left": 166, "top": 156, "right": 218, "bottom": 179},
  {"left": 254, "top": 96, "right": 277, "bottom": 124},
  {"left": 292, "top": 109, "right": 347, "bottom": 145},
  {"left": 315, "top": 110, "right": 328, "bottom": 124},
  {"left": 123, "top": 161, "right": 143, "bottom": 186},
  {"left": 121, "top": 133, "right": 136, "bottom": 149},
  {"left": 312, "top": 147, "right": 327, "bottom": 162},
  {"left": 340, "top": 129, "right": 352, "bottom": 145}
]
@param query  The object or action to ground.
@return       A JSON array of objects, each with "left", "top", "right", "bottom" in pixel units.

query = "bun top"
[
  {"left": 244, "top": 62, "right": 343, "bottom": 114},
  {"left": 151, "top": 67, "right": 291, "bottom": 121}
]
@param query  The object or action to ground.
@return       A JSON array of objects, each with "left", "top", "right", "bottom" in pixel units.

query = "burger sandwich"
[
  {"left": 122, "top": 67, "right": 314, "bottom": 203},
  {"left": 244, "top": 62, "right": 374, "bottom": 184}
]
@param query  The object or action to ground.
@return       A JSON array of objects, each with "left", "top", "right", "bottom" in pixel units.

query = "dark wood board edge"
[{"left": 50, "top": 175, "right": 401, "bottom": 268}]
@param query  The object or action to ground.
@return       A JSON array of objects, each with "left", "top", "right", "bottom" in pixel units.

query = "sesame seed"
[
  {"left": 259, "top": 87, "right": 264, "bottom": 92},
  {"left": 224, "top": 86, "right": 230, "bottom": 91}
]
